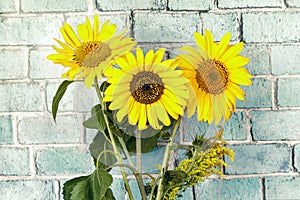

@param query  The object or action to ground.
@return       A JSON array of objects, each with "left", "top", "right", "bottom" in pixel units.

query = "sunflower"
[
  {"left": 176, "top": 30, "right": 252, "bottom": 125},
  {"left": 103, "top": 47, "right": 189, "bottom": 130},
  {"left": 47, "top": 15, "right": 136, "bottom": 88}
]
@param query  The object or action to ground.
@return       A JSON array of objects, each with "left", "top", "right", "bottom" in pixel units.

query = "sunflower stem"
[
  {"left": 94, "top": 78, "right": 134, "bottom": 200},
  {"left": 136, "top": 129, "right": 147, "bottom": 200},
  {"left": 156, "top": 117, "right": 182, "bottom": 200}
]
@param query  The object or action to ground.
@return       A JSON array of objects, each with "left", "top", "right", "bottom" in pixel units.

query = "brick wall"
[{"left": 0, "top": 0, "right": 300, "bottom": 199}]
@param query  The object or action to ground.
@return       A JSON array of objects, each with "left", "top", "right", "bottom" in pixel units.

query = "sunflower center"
[
  {"left": 130, "top": 71, "right": 164, "bottom": 104},
  {"left": 196, "top": 59, "right": 229, "bottom": 94},
  {"left": 74, "top": 41, "right": 112, "bottom": 68}
]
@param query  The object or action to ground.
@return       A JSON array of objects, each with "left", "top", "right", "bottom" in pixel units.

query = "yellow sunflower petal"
[
  {"left": 77, "top": 24, "right": 89, "bottom": 42},
  {"left": 128, "top": 101, "right": 140, "bottom": 125},
  {"left": 138, "top": 104, "right": 148, "bottom": 130},
  {"left": 216, "top": 32, "right": 231, "bottom": 59},
  {"left": 220, "top": 42, "right": 244, "bottom": 63}
]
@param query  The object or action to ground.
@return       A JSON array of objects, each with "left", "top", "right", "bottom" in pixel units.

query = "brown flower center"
[
  {"left": 73, "top": 41, "right": 111, "bottom": 68},
  {"left": 130, "top": 71, "right": 164, "bottom": 104},
  {"left": 196, "top": 59, "right": 229, "bottom": 94}
]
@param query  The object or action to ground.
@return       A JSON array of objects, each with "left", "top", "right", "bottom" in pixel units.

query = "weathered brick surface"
[
  {"left": 134, "top": 13, "right": 199, "bottom": 42},
  {"left": 196, "top": 178, "right": 261, "bottom": 199},
  {"left": 168, "top": 0, "right": 211, "bottom": 10},
  {"left": 225, "top": 144, "right": 290, "bottom": 174},
  {"left": 265, "top": 176, "right": 300, "bottom": 199},
  {"left": 271, "top": 45, "right": 300, "bottom": 75},
  {"left": 0, "top": 49, "right": 26, "bottom": 79},
  {"left": 295, "top": 144, "right": 300, "bottom": 171},
  {"left": 236, "top": 78, "right": 272, "bottom": 108},
  {"left": 0, "top": 0, "right": 300, "bottom": 199},
  {"left": 243, "top": 12, "right": 300, "bottom": 43},
  {"left": 286, "top": 0, "right": 300, "bottom": 7},
  {"left": 218, "top": 0, "right": 281, "bottom": 8},
  {"left": 36, "top": 146, "right": 94, "bottom": 175},
  {"left": 0, "top": 180, "right": 56, "bottom": 200},
  {"left": 0, "top": 0, "right": 16, "bottom": 13},
  {"left": 201, "top": 13, "right": 239, "bottom": 41},
  {"left": 0, "top": 116, "right": 13, "bottom": 144},
  {"left": 0, "top": 147, "right": 30, "bottom": 176},
  {"left": 277, "top": 78, "right": 300, "bottom": 107},
  {"left": 18, "top": 114, "right": 83, "bottom": 144},
  {"left": 0, "top": 83, "right": 44, "bottom": 112},
  {"left": 46, "top": 82, "right": 96, "bottom": 112},
  {"left": 21, "top": 0, "right": 87, "bottom": 12},
  {"left": 29, "top": 49, "right": 63, "bottom": 79},
  {"left": 252, "top": 110, "right": 300, "bottom": 141},
  {"left": 242, "top": 45, "right": 270, "bottom": 75},
  {"left": 0, "top": 16, "right": 62, "bottom": 45},
  {"left": 96, "top": 0, "right": 165, "bottom": 11}
]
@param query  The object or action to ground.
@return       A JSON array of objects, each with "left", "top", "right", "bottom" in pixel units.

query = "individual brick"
[
  {"left": 0, "top": 16, "right": 62, "bottom": 45},
  {"left": 29, "top": 49, "right": 63, "bottom": 79},
  {"left": 196, "top": 178, "right": 261, "bottom": 199},
  {"left": 18, "top": 114, "right": 83, "bottom": 144},
  {"left": 65, "top": 14, "right": 129, "bottom": 33},
  {"left": 286, "top": 0, "right": 300, "bottom": 7},
  {"left": 201, "top": 13, "right": 239, "bottom": 41},
  {"left": 265, "top": 176, "right": 300, "bottom": 199},
  {"left": 110, "top": 147, "right": 165, "bottom": 175},
  {"left": 271, "top": 45, "right": 300, "bottom": 75},
  {"left": 168, "top": 0, "right": 211, "bottom": 10},
  {"left": 96, "top": 0, "right": 165, "bottom": 11},
  {"left": 110, "top": 179, "right": 126, "bottom": 200},
  {"left": 0, "top": 147, "right": 30, "bottom": 176},
  {"left": 277, "top": 78, "right": 300, "bottom": 107},
  {"left": 243, "top": 12, "right": 300, "bottom": 43},
  {"left": 21, "top": 0, "right": 87, "bottom": 12},
  {"left": 0, "top": 116, "right": 13, "bottom": 144},
  {"left": 236, "top": 78, "right": 272, "bottom": 108},
  {"left": 0, "top": 83, "right": 44, "bottom": 112},
  {"left": 218, "top": 0, "right": 281, "bottom": 8},
  {"left": 134, "top": 13, "right": 199, "bottom": 43},
  {"left": 295, "top": 144, "right": 300, "bottom": 171},
  {"left": 183, "top": 112, "right": 249, "bottom": 142},
  {"left": 36, "top": 146, "right": 94, "bottom": 175},
  {"left": 46, "top": 82, "right": 96, "bottom": 113},
  {"left": 0, "top": 0, "right": 16, "bottom": 13},
  {"left": 0, "top": 180, "right": 55, "bottom": 199},
  {"left": 252, "top": 110, "right": 300, "bottom": 141},
  {"left": 242, "top": 45, "right": 270, "bottom": 75},
  {"left": 0, "top": 49, "right": 26, "bottom": 79},
  {"left": 225, "top": 144, "right": 290, "bottom": 174}
]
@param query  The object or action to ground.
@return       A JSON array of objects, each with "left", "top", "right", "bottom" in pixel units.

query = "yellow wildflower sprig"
[{"left": 164, "top": 128, "right": 235, "bottom": 200}]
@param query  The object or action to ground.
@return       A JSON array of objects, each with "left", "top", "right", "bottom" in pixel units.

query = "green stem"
[
  {"left": 136, "top": 129, "right": 147, "bottom": 200},
  {"left": 156, "top": 116, "right": 182, "bottom": 200},
  {"left": 94, "top": 79, "right": 134, "bottom": 200}
]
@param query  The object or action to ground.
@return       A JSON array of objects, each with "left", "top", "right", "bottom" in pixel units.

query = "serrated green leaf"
[
  {"left": 63, "top": 175, "right": 89, "bottom": 200},
  {"left": 96, "top": 169, "right": 113, "bottom": 199},
  {"left": 83, "top": 104, "right": 106, "bottom": 131},
  {"left": 89, "top": 131, "right": 117, "bottom": 168},
  {"left": 64, "top": 170, "right": 114, "bottom": 200},
  {"left": 52, "top": 80, "right": 74, "bottom": 122}
]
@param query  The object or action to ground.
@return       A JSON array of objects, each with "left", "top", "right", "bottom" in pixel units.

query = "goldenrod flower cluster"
[{"left": 165, "top": 129, "right": 234, "bottom": 200}]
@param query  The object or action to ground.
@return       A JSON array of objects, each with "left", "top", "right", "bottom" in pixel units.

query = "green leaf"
[
  {"left": 63, "top": 170, "right": 114, "bottom": 200},
  {"left": 102, "top": 188, "right": 116, "bottom": 200},
  {"left": 63, "top": 175, "right": 89, "bottom": 200},
  {"left": 83, "top": 104, "right": 106, "bottom": 131},
  {"left": 89, "top": 131, "right": 117, "bottom": 168},
  {"left": 96, "top": 169, "right": 113, "bottom": 199},
  {"left": 52, "top": 80, "right": 74, "bottom": 122},
  {"left": 126, "top": 132, "right": 161, "bottom": 153}
]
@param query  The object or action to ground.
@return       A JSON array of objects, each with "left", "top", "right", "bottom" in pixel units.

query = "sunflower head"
[
  {"left": 176, "top": 30, "right": 252, "bottom": 125},
  {"left": 47, "top": 15, "right": 137, "bottom": 88},
  {"left": 103, "top": 47, "right": 190, "bottom": 130}
]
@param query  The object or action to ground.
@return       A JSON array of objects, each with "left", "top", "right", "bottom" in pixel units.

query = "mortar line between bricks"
[
  {"left": 53, "top": 180, "right": 60, "bottom": 200},
  {"left": 12, "top": 114, "right": 19, "bottom": 144},
  {"left": 29, "top": 146, "right": 37, "bottom": 178},
  {"left": 261, "top": 177, "right": 266, "bottom": 200}
]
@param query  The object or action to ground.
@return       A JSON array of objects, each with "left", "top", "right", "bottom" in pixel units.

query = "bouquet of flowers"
[{"left": 47, "top": 15, "right": 251, "bottom": 200}]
